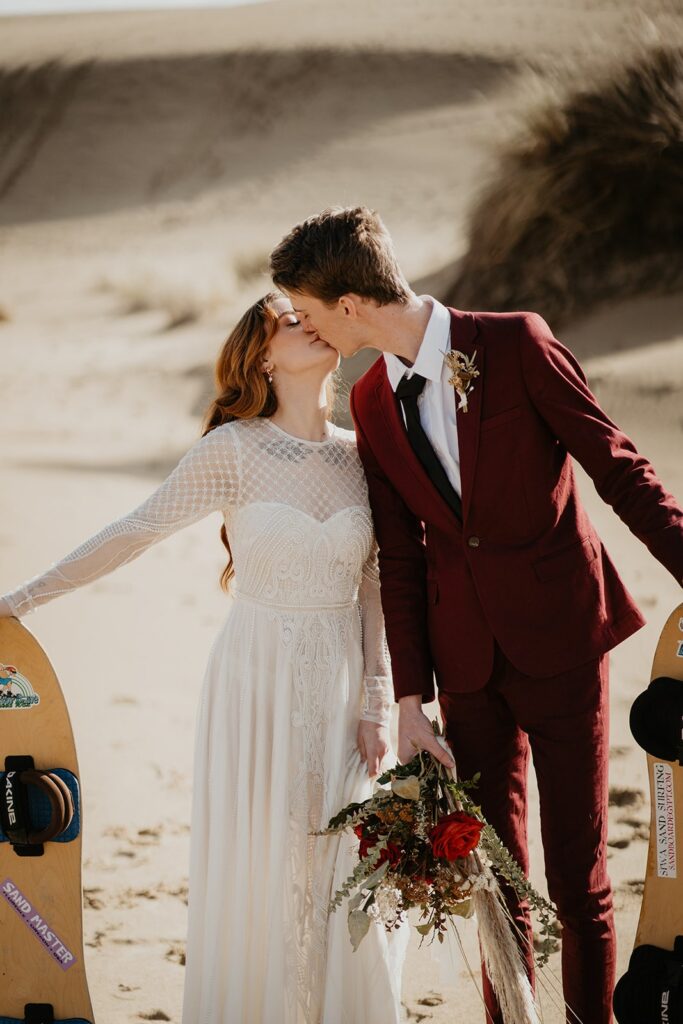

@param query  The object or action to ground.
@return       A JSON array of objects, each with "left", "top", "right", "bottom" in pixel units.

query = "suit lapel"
[
  {"left": 371, "top": 307, "right": 482, "bottom": 529},
  {"left": 374, "top": 371, "right": 461, "bottom": 532},
  {"left": 448, "top": 309, "right": 482, "bottom": 522}
]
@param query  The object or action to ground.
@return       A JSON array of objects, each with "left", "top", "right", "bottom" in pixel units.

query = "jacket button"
[{"left": 467, "top": 536, "right": 480, "bottom": 548}]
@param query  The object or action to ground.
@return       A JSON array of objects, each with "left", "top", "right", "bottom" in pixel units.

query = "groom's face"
[{"left": 286, "top": 290, "right": 362, "bottom": 358}]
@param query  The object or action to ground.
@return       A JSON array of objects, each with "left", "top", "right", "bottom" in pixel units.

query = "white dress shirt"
[{"left": 383, "top": 294, "right": 462, "bottom": 497}]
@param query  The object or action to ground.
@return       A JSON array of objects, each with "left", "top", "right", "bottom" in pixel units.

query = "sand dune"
[{"left": 1, "top": 1, "right": 682, "bottom": 1021}]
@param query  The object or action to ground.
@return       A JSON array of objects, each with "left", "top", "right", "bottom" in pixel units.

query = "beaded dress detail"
[{"left": 1, "top": 416, "right": 410, "bottom": 1024}]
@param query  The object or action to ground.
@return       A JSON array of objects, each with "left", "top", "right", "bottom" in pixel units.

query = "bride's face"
[{"left": 263, "top": 296, "right": 340, "bottom": 378}]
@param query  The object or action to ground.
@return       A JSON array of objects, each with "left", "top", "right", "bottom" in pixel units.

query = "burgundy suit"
[{"left": 349, "top": 308, "right": 683, "bottom": 1023}]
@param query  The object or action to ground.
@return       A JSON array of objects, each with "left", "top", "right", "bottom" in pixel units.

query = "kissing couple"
[{"left": 2, "top": 205, "right": 681, "bottom": 1024}]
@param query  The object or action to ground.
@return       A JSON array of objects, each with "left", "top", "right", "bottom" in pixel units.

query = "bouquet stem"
[{"left": 435, "top": 735, "right": 541, "bottom": 1024}]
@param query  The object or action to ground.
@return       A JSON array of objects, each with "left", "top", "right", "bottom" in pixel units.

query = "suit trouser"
[{"left": 438, "top": 639, "right": 615, "bottom": 1024}]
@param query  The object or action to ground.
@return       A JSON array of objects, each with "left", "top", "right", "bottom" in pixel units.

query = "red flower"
[
  {"left": 429, "top": 811, "right": 483, "bottom": 861},
  {"left": 353, "top": 825, "right": 402, "bottom": 867}
]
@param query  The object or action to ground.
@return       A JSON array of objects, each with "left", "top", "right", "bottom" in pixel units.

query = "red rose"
[
  {"left": 354, "top": 827, "right": 402, "bottom": 867},
  {"left": 429, "top": 811, "right": 483, "bottom": 860}
]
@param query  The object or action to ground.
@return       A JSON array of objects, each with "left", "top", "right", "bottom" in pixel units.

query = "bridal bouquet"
[{"left": 311, "top": 720, "right": 557, "bottom": 1024}]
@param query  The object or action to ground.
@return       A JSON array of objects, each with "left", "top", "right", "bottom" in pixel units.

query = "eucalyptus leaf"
[
  {"left": 362, "top": 859, "right": 390, "bottom": 890},
  {"left": 450, "top": 899, "right": 474, "bottom": 919},
  {"left": 348, "top": 890, "right": 364, "bottom": 913},
  {"left": 416, "top": 922, "right": 432, "bottom": 935},
  {"left": 348, "top": 909, "right": 371, "bottom": 951}
]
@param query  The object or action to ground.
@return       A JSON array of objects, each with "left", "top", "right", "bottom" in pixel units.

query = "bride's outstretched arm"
[
  {"left": 0, "top": 423, "right": 240, "bottom": 618},
  {"left": 357, "top": 538, "right": 394, "bottom": 729}
]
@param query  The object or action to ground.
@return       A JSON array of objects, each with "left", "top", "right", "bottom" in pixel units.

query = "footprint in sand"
[
  {"left": 165, "top": 941, "right": 186, "bottom": 966},
  {"left": 401, "top": 1004, "right": 432, "bottom": 1022},
  {"left": 138, "top": 1012, "right": 171, "bottom": 1021},
  {"left": 617, "top": 815, "right": 650, "bottom": 841},
  {"left": 84, "top": 929, "right": 107, "bottom": 949},
  {"left": 83, "top": 886, "right": 106, "bottom": 910},
  {"left": 609, "top": 786, "right": 645, "bottom": 809},
  {"left": 417, "top": 994, "right": 445, "bottom": 1006}
]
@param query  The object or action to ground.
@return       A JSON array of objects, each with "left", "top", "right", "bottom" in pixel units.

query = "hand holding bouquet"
[{"left": 311, "top": 720, "right": 557, "bottom": 1024}]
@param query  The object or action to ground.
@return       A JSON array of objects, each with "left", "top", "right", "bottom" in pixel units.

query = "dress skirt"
[{"left": 181, "top": 594, "right": 410, "bottom": 1024}]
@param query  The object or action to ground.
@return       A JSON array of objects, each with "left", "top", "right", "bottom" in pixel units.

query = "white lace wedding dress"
[{"left": 1, "top": 415, "right": 411, "bottom": 1024}]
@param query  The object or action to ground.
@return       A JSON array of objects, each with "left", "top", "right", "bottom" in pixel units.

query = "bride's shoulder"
[
  {"left": 331, "top": 423, "right": 358, "bottom": 446},
  {"left": 204, "top": 418, "right": 260, "bottom": 441}
]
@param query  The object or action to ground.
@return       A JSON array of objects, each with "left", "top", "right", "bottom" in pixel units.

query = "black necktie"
[{"left": 395, "top": 371, "right": 463, "bottom": 520}]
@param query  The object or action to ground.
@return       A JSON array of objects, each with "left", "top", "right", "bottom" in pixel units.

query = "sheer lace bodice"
[{"left": 1, "top": 417, "right": 393, "bottom": 726}]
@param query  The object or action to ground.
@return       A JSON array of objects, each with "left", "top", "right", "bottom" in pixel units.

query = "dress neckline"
[{"left": 264, "top": 418, "right": 337, "bottom": 446}]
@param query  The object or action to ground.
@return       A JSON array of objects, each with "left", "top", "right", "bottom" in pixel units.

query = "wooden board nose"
[
  {"left": 633, "top": 601, "right": 683, "bottom": 952},
  {"left": 0, "top": 617, "right": 95, "bottom": 1023}
]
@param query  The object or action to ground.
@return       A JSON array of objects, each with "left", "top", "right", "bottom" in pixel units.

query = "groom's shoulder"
[
  {"left": 350, "top": 351, "right": 386, "bottom": 405},
  {"left": 447, "top": 306, "right": 537, "bottom": 340}
]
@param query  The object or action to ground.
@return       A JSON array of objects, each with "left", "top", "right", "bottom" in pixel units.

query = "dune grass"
[{"left": 447, "top": 44, "right": 683, "bottom": 325}]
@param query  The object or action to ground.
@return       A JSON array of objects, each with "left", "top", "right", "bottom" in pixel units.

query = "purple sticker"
[{"left": 1, "top": 877, "right": 77, "bottom": 970}]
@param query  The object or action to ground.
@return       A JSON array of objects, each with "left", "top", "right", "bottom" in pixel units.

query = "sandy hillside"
[{"left": 1, "top": 1, "right": 682, "bottom": 1021}]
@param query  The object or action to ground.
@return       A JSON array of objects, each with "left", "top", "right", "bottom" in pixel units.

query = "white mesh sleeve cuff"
[{"left": 360, "top": 675, "right": 394, "bottom": 726}]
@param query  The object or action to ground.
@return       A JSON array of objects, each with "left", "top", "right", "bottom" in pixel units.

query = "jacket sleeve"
[
  {"left": 350, "top": 382, "right": 435, "bottom": 703},
  {"left": 519, "top": 312, "right": 683, "bottom": 585}
]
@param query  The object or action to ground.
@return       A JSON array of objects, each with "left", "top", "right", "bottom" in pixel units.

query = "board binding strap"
[{"left": 0, "top": 1006, "right": 92, "bottom": 1024}]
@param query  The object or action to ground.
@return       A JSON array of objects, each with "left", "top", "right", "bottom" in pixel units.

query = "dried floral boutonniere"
[{"left": 441, "top": 349, "right": 480, "bottom": 413}]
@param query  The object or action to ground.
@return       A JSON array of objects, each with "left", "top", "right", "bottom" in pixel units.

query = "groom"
[{"left": 269, "top": 206, "right": 683, "bottom": 1024}]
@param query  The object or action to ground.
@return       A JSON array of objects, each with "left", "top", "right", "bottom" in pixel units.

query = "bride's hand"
[{"left": 357, "top": 720, "right": 391, "bottom": 779}]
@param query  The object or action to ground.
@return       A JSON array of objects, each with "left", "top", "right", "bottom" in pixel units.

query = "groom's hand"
[{"left": 398, "top": 696, "right": 455, "bottom": 768}]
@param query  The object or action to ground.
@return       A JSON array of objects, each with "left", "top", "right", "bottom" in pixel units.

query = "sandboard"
[
  {"left": 0, "top": 617, "right": 94, "bottom": 1024},
  {"left": 613, "top": 601, "right": 683, "bottom": 1021}
]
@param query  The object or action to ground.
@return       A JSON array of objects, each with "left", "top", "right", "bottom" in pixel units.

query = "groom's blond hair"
[{"left": 269, "top": 206, "right": 411, "bottom": 306}]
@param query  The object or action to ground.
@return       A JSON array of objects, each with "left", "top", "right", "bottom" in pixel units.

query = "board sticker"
[
  {"left": 653, "top": 762, "right": 677, "bottom": 879},
  {"left": 0, "top": 663, "right": 40, "bottom": 709},
  {"left": 1, "top": 877, "right": 77, "bottom": 969}
]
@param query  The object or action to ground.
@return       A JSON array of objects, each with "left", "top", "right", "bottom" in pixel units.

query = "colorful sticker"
[
  {"left": 1, "top": 878, "right": 76, "bottom": 969},
  {"left": 653, "top": 762, "right": 677, "bottom": 879},
  {"left": 676, "top": 640, "right": 683, "bottom": 659},
  {"left": 0, "top": 663, "right": 40, "bottom": 709}
]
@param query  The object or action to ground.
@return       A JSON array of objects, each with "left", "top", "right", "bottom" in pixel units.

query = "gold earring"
[{"left": 264, "top": 366, "right": 273, "bottom": 384}]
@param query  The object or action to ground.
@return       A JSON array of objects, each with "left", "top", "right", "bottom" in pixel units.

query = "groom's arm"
[
  {"left": 519, "top": 312, "right": 683, "bottom": 585},
  {"left": 350, "top": 384, "right": 435, "bottom": 704}
]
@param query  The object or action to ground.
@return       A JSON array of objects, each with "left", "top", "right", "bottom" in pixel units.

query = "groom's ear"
[{"left": 339, "top": 294, "right": 361, "bottom": 319}]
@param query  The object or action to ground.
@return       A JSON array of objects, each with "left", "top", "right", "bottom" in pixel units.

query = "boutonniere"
[{"left": 440, "top": 348, "right": 480, "bottom": 413}]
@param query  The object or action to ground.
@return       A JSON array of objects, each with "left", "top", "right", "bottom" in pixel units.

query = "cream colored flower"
[{"left": 441, "top": 349, "right": 480, "bottom": 412}]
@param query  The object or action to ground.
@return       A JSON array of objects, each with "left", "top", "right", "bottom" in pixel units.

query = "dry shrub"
[
  {"left": 234, "top": 250, "right": 270, "bottom": 287},
  {"left": 447, "top": 45, "right": 683, "bottom": 325},
  {"left": 99, "top": 272, "right": 212, "bottom": 330}
]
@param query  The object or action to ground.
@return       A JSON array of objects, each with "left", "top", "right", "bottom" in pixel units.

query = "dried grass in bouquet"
[{"left": 310, "top": 719, "right": 557, "bottom": 1024}]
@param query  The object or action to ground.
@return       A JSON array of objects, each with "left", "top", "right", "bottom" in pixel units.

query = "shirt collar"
[{"left": 383, "top": 295, "right": 452, "bottom": 392}]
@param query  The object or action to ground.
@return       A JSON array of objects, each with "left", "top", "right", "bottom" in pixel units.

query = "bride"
[{"left": 0, "top": 291, "right": 411, "bottom": 1023}]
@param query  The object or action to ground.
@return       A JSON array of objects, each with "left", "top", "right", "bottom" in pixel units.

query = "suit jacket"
[{"left": 349, "top": 308, "right": 683, "bottom": 702}]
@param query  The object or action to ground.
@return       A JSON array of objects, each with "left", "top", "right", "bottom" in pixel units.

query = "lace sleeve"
[
  {"left": 1, "top": 424, "right": 240, "bottom": 618},
  {"left": 358, "top": 536, "right": 394, "bottom": 727}
]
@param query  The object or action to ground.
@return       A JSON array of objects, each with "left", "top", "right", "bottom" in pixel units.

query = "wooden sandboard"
[
  {"left": 0, "top": 617, "right": 94, "bottom": 1023},
  {"left": 633, "top": 601, "right": 683, "bottom": 951}
]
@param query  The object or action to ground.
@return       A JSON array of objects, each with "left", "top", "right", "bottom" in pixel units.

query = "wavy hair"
[{"left": 201, "top": 290, "right": 338, "bottom": 590}]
